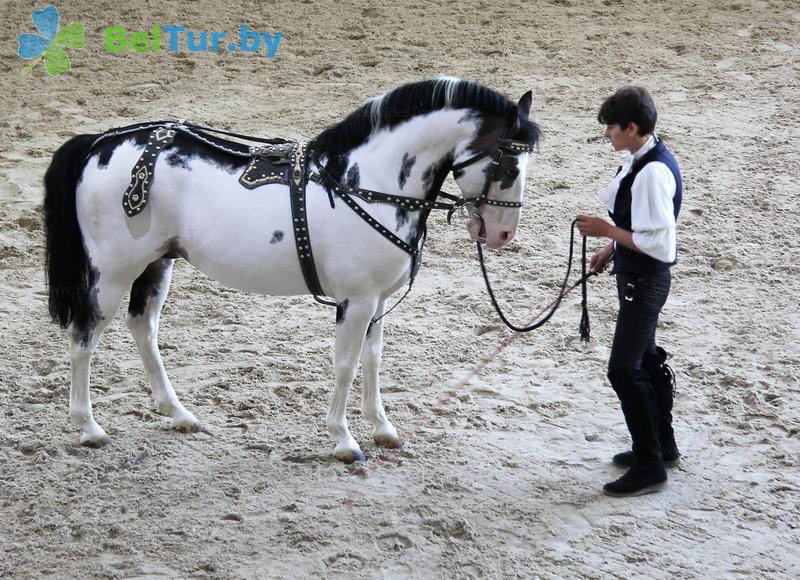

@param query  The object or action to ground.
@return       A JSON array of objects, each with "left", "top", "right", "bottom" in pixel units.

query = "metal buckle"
[
  {"left": 624, "top": 282, "right": 635, "bottom": 302},
  {"left": 250, "top": 143, "right": 293, "bottom": 158}
]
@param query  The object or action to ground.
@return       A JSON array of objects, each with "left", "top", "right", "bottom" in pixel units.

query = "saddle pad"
[{"left": 238, "top": 143, "right": 296, "bottom": 189}]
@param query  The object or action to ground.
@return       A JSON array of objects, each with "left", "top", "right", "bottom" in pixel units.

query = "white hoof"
[
  {"left": 156, "top": 401, "right": 202, "bottom": 433},
  {"left": 373, "top": 423, "right": 403, "bottom": 449},
  {"left": 172, "top": 410, "right": 203, "bottom": 433},
  {"left": 334, "top": 442, "right": 365, "bottom": 463},
  {"left": 79, "top": 425, "right": 110, "bottom": 448}
]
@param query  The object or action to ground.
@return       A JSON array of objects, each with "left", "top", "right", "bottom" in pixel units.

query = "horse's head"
[{"left": 452, "top": 91, "right": 540, "bottom": 249}]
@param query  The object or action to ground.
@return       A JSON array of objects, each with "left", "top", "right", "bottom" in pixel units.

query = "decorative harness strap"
[
  {"left": 288, "top": 141, "right": 326, "bottom": 297},
  {"left": 122, "top": 127, "right": 176, "bottom": 217},
  {"left": 307, "top": 160, "right": 429, "bottom": 257}
]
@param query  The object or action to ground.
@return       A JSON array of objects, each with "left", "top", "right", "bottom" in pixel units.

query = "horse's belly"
[{"left": 177, "top": 183, "right": 308, "bottom": 295}]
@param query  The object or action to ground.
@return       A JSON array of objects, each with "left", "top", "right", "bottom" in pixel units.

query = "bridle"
[
  {"left": 309, "top": 133, "right": 535, "bottom": 226},
  {"left": 450, "top": 137, "right": 534, "bottom": 207}
]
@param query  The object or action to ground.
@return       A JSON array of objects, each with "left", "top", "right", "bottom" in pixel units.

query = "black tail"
[{"left": 44, "top": 134, "right": 99, "bottom": 329}]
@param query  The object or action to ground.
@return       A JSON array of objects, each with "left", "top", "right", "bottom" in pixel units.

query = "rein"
[{"left": 475, "top": 219, "right": 595, "bottom": 339}]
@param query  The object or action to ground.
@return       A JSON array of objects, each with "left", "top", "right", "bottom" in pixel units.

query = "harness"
[{"left": 102, "top": 120, "right": 534, "bottom": 314}]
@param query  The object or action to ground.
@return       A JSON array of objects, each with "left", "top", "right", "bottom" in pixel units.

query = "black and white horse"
[{"left": 44, "top": 76, "right": 541, "bottom": 461}]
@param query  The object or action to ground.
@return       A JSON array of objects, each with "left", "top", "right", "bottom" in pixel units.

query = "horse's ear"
[{"left": 517, "top": 91, "right": 532, "bottom": 118}]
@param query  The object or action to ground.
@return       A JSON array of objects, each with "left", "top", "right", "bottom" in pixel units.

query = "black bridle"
[
  {"left": 451, "top": 137, "right": 534, "bottom": 205},
  {"left": 445, "top": 137, "right": 534, "bottom": 223},
  {"left": 308, "top": 134, "right": 535, "bottom": 233}
]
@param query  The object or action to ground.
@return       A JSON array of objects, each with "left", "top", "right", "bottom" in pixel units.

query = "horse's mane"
[{"left": 311, "top": 76, "right": 541, "bottom": 158}]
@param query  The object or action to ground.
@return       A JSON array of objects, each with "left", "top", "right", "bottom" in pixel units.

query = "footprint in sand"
[
  {"left": 541, "top": 503, "right": 594, "bottom": 552},
  {"left": 710, "top": 256, "right": 739, "bottom": 272},
  {"left": 376, "top": 533, "right": 413, "bottom": 551}
]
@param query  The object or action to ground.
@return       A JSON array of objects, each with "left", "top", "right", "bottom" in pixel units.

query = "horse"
[{"left": 43, "top": 76, "right": 541, "bottom": 462}]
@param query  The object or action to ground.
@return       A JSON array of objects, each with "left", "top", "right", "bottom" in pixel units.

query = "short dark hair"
[{"left": 597, "top": 86, "right": 657, "bottom": 135}]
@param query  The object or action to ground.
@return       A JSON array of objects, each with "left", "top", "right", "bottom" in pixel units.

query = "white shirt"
[{"left": 599, "top": 134, "right": 677, "bottom": 263}]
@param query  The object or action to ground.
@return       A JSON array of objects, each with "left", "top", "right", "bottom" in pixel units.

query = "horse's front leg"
[
  {"left": 360, "top": 301, "right": 403, "bottom": 449},
  {"left": 328, "top": 297, "right": 377, "bottom": 463}
]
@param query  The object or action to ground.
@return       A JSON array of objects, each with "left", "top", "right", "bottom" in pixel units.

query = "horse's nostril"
[{"left": 500, "top": 230, "right": 512, "bottom": 242}]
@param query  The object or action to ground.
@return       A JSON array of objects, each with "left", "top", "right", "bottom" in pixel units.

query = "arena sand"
[{"left": 1, "top": 0, "right": 798, "bottom": 577}]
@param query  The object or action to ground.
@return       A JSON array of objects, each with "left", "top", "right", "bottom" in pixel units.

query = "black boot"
[
  {"left": 604, "top": 369, "right": 667, "bottom": 497},
  {"left": 603, "top": 461, "right": 667, "bottom": 497},
  {"left": 612, "top": 348, "right": 680, "bottom": 467}
]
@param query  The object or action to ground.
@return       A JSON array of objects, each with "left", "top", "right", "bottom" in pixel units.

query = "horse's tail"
[{"left": 43, "top": 134, "right": 99, "bottom": 329}]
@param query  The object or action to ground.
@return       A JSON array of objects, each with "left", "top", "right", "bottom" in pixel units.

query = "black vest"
[{"left": 609, "top": 139, "right": 682, "bottom": 274}]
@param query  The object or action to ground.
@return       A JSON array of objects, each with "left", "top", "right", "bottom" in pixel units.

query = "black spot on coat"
[
  {"left": 421, "top": 157, "right": 452, "bottom": 197},
  {"left": 336, "top": 299, "right": 349, "bottom": 325},
  {"left": 270, "top": 230, "right": 284, "bottom": 244},
  {"left": 405, "top": 218, "right": 420, "bottom": 245},
  {"left": 128, "top": 259, "right": 171, "bottom": 317},
  {"left": 457, "top": 110, "right": 481, "bottom": 125},
  {"left": 159, "top": 236, "right": 189, "bottom": 261},
  {"left": 494, "top": 155, "right": 521, "bottom": 190},
  {"left": 398, "top": 153, "right": 415, "bottom": 189},
  {"left": 70, "top": 265, "right": 103, "bottom": 347},
  {"left": 166, "top": 152, "right": 191, "bottom": 170},
  {"left": 94, "top": 131, "right": 149, "bottom": 169},
  {"left": 395, "top": 207, "right": 409, "bottom": 230}
]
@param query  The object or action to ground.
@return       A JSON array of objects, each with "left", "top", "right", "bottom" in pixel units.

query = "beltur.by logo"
[
  {"left": 17, "top": 5, "right": 85, "bottom": 76},
  {"left": 16, "top": 4, "right": 284, "bottom": 77},
  {"left": 105, "top": 25, "right": 283, "bottom": 58}
]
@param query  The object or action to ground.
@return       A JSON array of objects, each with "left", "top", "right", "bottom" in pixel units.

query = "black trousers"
[{"left": 607, "top": 269, "right": 672, "bottom": 463}]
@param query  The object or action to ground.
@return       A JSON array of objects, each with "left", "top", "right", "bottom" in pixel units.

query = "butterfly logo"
[{"left": 18, "top": 5, "right": 85, "bottom": 76}]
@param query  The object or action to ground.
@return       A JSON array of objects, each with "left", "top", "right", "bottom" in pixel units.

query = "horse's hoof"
[
  {"left": 335, "top": 448, "right": 365, "bottom": 464},
  {"left": 373, "top": 434, "right": 404, "bottom": 449},
  {"left": 80, "top": 431, "right": 110, "bottom": 448},
  {"left": 173, "top": 418, "right": 204, "bottom": 433}
]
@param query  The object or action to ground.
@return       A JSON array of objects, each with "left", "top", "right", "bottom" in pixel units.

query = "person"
[{"left": 575, "top": 85, "right": 682, "bottom": 497}]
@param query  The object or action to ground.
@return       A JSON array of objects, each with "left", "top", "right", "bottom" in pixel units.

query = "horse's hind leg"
[
  {"left": 69, "top": 275, "right": 129, "bottom": 446},
  {"left": 126, "top": 259, "right": 201, "bottom": 433},
  {"left": 328, "top": 296, "right": 378, "bottom": 463},
  {"left": 360, "top": 301, "right": 403, "bottom": 449}
]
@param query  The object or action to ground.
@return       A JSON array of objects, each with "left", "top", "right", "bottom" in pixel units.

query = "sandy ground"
[{"left": 1, "top": 0, "right": 799, "bottom": 577}]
